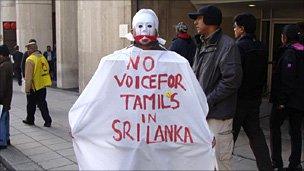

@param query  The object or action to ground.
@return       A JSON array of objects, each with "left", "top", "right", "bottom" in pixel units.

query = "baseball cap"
[
  {"left": 188, "top": 5, "right": 222, "bottom": 26},
  {"left": 25, "top": 39, "right": 37, "bottom": 47}
]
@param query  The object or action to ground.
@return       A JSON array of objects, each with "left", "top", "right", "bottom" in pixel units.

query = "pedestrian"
[
  {"left": 43, "top": 45, "right": 55, "bottom": 80},
  {"left": 12, "top": 45, "right": 23, "bottom": 86},
  {"left": 232, "top": 12, "right": 273, "bottom": 171},
  {"left": 69, "top": 9, "right": 216, "bottom": 170},
  {"left": 188, "top": 5, "right": 242, "bottom": 170},
  {"left": 270, "top": 24, "right": 304, "bottom": 171},
  {"left": 169, "top": 22, "right": 196, "bottom": 66},
  {"left": 22, "top": 39, "right": 52, "bottom": 127},
  {"left": 0, "top": 45, "right": 13, "bottom": 149}
]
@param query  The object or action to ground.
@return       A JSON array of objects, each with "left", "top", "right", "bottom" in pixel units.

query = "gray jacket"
[{"left": 192, "top": 29, "right": 242, "bottom": 119}]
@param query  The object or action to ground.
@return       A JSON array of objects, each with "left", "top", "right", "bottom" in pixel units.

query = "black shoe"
[
  {"left": 44, "top": 123, "right": 51, "bottom": 127},
  {"left": 0, "top": 145, "right": 7, "bottom": 149},
  {"left": 287, "top": 164, "right": 302, "bottom": 171},
  {"left": 273, "top": 163, "right": 284, "bottom": 171},
  {"left": 23, "top": 120, "right": 34, "bottom": 125},
  {"left": 7, "top": 140, "right": 11, "bottom": 146}
]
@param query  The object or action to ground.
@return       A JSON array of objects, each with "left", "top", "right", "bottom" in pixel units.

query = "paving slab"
[
  {"left": 28, "top": 151, "right": 62, "bottom": 162},
  {"left": 50, "top": 164, "right": 79, "bottom": 170},
  {"left": 38, "top": 157, "right": 74, "bottom": 170}
]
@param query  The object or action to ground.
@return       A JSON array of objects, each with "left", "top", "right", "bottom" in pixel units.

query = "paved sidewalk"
[{"left": 0, "top": 81, "right": 303, "bottom": 170}]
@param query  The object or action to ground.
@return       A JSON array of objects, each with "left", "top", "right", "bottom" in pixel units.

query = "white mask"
[
  {"left": 133, "top": 13, "right": 156, "bottom": 36},
  {"left": 125, "top": 9, "right": 166, "bottom": 45}
]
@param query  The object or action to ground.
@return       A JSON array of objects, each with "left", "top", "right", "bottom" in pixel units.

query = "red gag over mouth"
[{"left": 134, "top": 35, "right": 157, "bottom": 44}]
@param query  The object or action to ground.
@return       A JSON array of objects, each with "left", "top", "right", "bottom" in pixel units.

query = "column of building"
[
  {"left": 77, "top": 0, "right": 132, "bottom": 91},
  {"left": 0, "top": 0, "right": 16, "bottom": 45},
  {"left": 55, "top": 1, "right": 78, "bottom": 89},
  {"left": 15, "top": 0, "right": 52, "bottom": 53}
]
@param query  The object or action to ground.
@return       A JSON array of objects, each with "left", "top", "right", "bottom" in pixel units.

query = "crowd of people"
[
  {"left": 169, "top": 5, "right": 303, "bottom": 171},
  {"left": 0, "top": 4, "right": 303, "bottom": 171},
  {"left": 0, "top": 40, "right": 55, "bottom": 149}
]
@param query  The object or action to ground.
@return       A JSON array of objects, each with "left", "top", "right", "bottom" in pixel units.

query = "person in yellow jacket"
[{"left": 22, "top": 39, "right": 52, "bottom": 127}]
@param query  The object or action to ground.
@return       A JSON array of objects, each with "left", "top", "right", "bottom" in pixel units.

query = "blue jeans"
[{"left": 0, "top": 110, "right": 10, "bottom": 146}]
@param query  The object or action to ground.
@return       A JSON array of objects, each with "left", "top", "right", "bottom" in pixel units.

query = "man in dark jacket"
[
  {"left": 0, "top": 45, "right": 13, "bottom": 149},
  {"left": 43, "top": 46, "right": 55, "bottom": 79},
  {"left": 232, "top": 13, "right": 272, "bottom": 171},
  {"left": 12, "top": 45, "right": 23, "bottom": 86},
  {"left": 270, "top": 25, "right": 304, "bottom": 171},
  {"left": 169, "top": 22, "right": 196, "bottom": 66},
  {"left": 21, "top": 50, "right": 30, "bottom": 78},
  {"left": 188, "top": 5, "right": 242, "bottom": 170}
]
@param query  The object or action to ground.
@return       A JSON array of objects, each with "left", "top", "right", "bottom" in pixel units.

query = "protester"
[
  {"left": 169, "top": 22, "right": 196, "bottom": 66},
  {"left": 188, "top": 5, "right": 242, "bottom": 170},
  {"left": 270, "top": 25, "right": 304, "bottom": 171},
  {"left": 43, "top": 46, "right": 55, "bottom": 80},
  {"left": 0, "top": 45, "right": 13, "bottom": 149},
  {"left": 22, "top": 39, "right": 52, "bottom": 127},
  {"left": 12, "top": 45, "right": 23, "bottom": 86},
  {"left": 232, "top": 13, "right": 272, "bottom": 171},
  {"left": 69, "top": 9, "right": 216, "bottom": 170}
]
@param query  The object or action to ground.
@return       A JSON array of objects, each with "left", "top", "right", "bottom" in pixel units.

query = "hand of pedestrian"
[
  {"left": 277, "top": 104, "right": 285, "bottom": 110},
  {"left": 69, "top": 131, "right": 74, "bottom": 138},
  {"left": 212, "top": 137, "right": 216, "bottom": 148}
]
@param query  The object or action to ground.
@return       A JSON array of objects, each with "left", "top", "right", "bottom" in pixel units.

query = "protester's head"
[
  {"left": 175, "top": 22, "right": 188, "bottom": 33},
  {"left": 0, "top": 44, "right": 10, "bottom": 59},
  {"left": 25, "top": 39, "right": 38, "bottom": 54},
  {"left": 131, "top": 9, "right": 159, "bottom": 46},
  {"left": 188, "top": 5, "right": 222, "bottom": 36},
  {"left": 233, "top": 13, "right": 256, "bottom": 38},
  {"left": 47, "top": 45, "right": 51, "bottom": 51},
  {"left": 281, "top": 25, "right": 300, "bottom": 45}
]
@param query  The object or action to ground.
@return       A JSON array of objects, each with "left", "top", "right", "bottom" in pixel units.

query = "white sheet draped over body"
[{"left": 69, "top": 46, "right": 217, "bottom": 170}]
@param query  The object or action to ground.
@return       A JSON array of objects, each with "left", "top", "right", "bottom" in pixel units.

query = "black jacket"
[
  {"left": 12, "top": 50, "right": 23, "bottom": 70},
  {"left": 0, "top": 57, "right": 13, "bottom": 111},
  {"left": 192, "top": 29, "right": 242, "bottom": 119},
  {"left": 236, "top": 34, "right": 268, "bottom": 102},
  {"left": 21, "top": 51, "right": 29, "bottom": 78},
  {"left": 169, "top": 34, "right": 196, "bottom": 66},
  {"left": 271, "top": 42, "right": 304, "bottom": 111}
]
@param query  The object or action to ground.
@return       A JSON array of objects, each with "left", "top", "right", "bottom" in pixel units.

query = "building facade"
[{"left": 0, "top": 0, "right": 303, "bottom": 92}]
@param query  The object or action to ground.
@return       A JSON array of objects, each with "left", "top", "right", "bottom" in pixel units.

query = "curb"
[{"left": 0, "top": 146, "right": 44, "bottom": 171}]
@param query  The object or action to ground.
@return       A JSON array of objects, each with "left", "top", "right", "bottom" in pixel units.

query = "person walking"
[
  {"left": 270, "top": 25, "right": 304, "bottom": 171},
  {"left": 22, "top": 39, "right": 52, "bottom": 127},
  {"left": 188, "top": 5, "right": 242, "bottom": 170},
  {"left": 43, "top": 46, "right": 55, "bottom": 80},
  {"left": 12, "top": 45, "right": 23, "bottom": 86},
  {"left": 0, "top": 45, "right": 13, "bottom": 149},
  {"left": 169, "top": 22, "right": 196, "bottom": 66},
  {"left": 232, "top": 12, "right": 273, "bottom": 171}
]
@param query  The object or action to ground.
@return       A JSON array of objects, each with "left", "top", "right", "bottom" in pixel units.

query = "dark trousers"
[
  {"left": 48, "top": 61, "right": 54, "bottom": 79},
  {"left": 26, "top": 88, "right": 52, "bottom": 124},
  {"left": 14, "top": 66, "right": 22, "bottom": 85},
  {"left": 270, "top": 104, "right": 303, "bottom": 168},
  {"left": 233, "top": 100, "right": 273, "bottom": 171}
]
